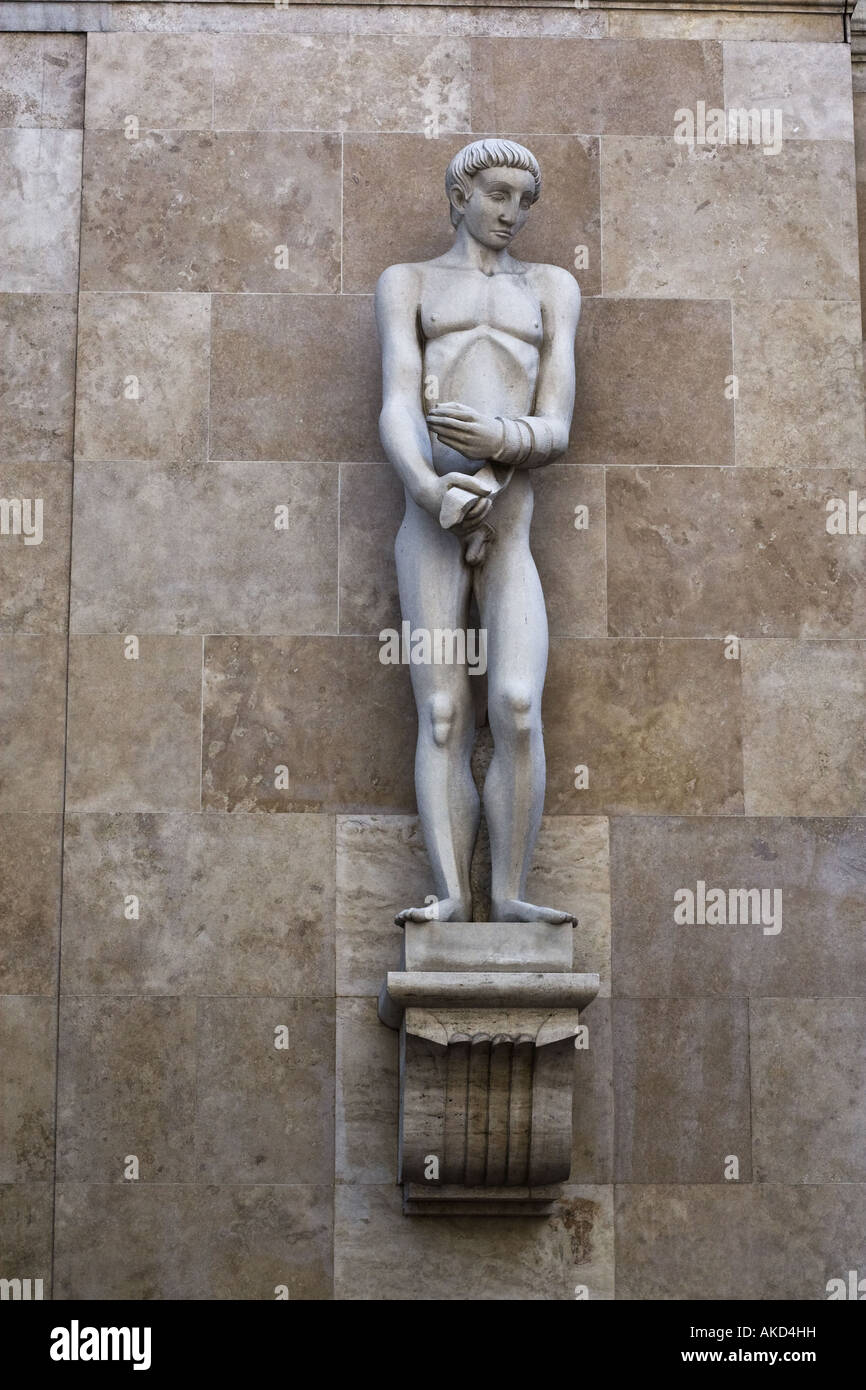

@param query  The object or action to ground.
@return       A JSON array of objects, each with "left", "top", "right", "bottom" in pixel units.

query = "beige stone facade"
[{"left": 1, "top": 2, "right": 865, "bottom": 1299}]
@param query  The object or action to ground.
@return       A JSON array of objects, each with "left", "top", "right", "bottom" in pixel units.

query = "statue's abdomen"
[{"left": 423, "top": 327, "right": 539, "bottom": 475}]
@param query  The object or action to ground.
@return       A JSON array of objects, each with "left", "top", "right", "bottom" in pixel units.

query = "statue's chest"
[{"left": 420, "top": 274, "right": 542, "bottom": 348}]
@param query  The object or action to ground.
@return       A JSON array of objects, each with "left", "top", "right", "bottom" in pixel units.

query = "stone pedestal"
[{"left": 378, "top": 922, "right": 599, "bottom": 1215}]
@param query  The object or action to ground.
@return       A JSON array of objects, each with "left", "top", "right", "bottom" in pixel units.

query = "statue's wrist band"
[{"left": 491, "top": 415, "right": 555, "bottom": 467}]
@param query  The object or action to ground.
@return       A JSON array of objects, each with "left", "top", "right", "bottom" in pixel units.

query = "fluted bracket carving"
[{"left": 378, "top": 922, "right": 599, "bottom": 1215}]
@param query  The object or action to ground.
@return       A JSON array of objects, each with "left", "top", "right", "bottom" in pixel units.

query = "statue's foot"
[
  {"left": 492, "top": 898, "right": 577, "bottom": 927},
  {"left": 395, "top": 896, "right": 468, "bottom": 927}
]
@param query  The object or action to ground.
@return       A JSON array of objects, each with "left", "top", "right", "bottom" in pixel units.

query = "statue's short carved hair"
[{"left": 445, "top": 139, "right": 541, "bottom": 228}]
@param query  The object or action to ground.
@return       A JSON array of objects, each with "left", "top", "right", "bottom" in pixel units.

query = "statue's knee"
[
  {"left": 492, "top": 683, "right": 539, "bottom": 737},
  {"left": 428, "top": 691, "right": 458, "bottom": 748}
]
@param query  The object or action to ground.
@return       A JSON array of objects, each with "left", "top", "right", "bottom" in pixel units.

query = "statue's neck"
[{"left": 447, "top": 223, "right": 514, "bottom": 275}]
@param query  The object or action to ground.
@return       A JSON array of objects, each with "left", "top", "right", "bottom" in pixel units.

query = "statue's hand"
[
  {"left": 426, "top": 402, "right": 503, "bottom": 461},
  {"left": 416, "top": 470, "right": 493, "bottom": 529}
]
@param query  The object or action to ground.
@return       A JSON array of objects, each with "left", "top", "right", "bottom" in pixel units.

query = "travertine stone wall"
[
  {"left": 1, "top": 8, "right": 865, "bottom": 1300},
  {"left": 0, "top": 29, "right": 83, "bottom": 1292},
  {"left": 853, "top": 11, "right": 866, "bottom": 353}
]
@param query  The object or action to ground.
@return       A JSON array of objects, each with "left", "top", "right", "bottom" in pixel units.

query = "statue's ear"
[{"left": 449, "top": 184, "right": 469, "bottom": 220}]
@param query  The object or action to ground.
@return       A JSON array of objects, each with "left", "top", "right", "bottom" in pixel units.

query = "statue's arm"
[
  {"left": 376, "top": 265, "right": 495, "bottom": 526},
  {"left": 375, "top": 265, "right": 440, "bottom": 511},
  {"left": 493, "top": 264, "right": 581, "bottom": 469}
]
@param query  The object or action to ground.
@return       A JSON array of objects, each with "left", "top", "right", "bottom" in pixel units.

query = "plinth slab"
[{"left": 404, "top": 920, "right": 574, "bottom": 972}]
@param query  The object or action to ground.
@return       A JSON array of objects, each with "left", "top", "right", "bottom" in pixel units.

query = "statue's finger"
[
  {"left": 427, "top": 415, "right": 473, "bottom": 432},
  {"left": 432, "top": 421, "right": 478, "bottom": 437},
  {"left": 445, "top": 472, "right": 493, "bottom": 496},
  {"left": 428, "top": 404, "right": 477, "bottom": 421},
  {"left": 434, "top": 427, "right": 475, "bottom": 443}
]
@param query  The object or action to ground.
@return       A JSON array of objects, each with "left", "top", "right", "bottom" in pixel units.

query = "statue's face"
[{"left": 453, "top": 166, "right": 536, "bottom": 249}]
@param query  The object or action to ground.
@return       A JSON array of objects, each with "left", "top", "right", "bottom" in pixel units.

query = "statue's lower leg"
[{"left": 485, "top": 711, "right": 576, "bottom": 927}]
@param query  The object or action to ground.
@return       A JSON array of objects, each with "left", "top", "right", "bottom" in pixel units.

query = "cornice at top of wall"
[
  {"left": 3, "top": 0, "right": 850, "bottom": 7},
  {"left": 16, "top": 1, "right": 849, "bottom": 7},
  {"left": 0, "top": 0, "right": 854, "bottom": 41},
  {"left": 0, "top": 0, "right": 856, "bottom": 12}
]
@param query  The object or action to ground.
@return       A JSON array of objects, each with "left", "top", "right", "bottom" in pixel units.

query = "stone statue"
[{"left": 375, "top": 138, "right": 581, "bottom": 928}]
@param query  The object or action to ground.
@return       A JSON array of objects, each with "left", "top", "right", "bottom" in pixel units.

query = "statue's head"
[{"left": 445, "top": 139, "right": 541, "bottom": 249}]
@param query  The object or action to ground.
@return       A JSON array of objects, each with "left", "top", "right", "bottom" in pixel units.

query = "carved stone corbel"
[{"left": 379, "top": 923, "right": 599, "bottom": 1215}]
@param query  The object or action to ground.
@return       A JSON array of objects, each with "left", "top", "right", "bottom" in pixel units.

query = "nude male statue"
[{"left": 375, "top": 138, "right": 581, "bottom": 927}]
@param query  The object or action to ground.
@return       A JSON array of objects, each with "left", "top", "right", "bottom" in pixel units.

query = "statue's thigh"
[
  {"left": 476, "top": 533, "right": 548, "bottom": 697},
  {"left": 393, "top": 503, "right": 476, "bottom": 721},
  {"left": 394, "top": 504, "right": 470, "bottom": 632}
]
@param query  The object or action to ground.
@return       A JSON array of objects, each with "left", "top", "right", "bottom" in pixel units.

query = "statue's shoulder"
[
  {"left": 524, "top": 260, "right": 581, "bottom": 303},
  {"left": 375, "top": 261, "right": 429, "bottom": 294},
  {"left": 523, "top": 262, "right": 581, "bottom": 332}
]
